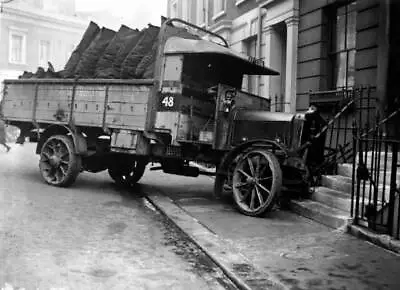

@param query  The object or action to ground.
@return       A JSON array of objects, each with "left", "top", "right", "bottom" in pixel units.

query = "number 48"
[{"left": 162, "top": 96, "right": 174, "bottom": 107}]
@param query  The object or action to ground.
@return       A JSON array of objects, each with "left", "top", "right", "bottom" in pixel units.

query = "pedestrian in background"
[{"left": 0, "top": 117, "right": 11, "bottom": 152}]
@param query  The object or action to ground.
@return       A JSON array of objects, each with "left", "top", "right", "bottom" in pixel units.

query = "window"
[
  {"left": 9, "top": 31, "right": 26, "bottom": 64},
  {"left": 329, "top": 1, "right": 357, "bottom": 89},
  {"left": 39, "top": 40, "right": 51, "bottom": 68},
  {"left": 170, "top": 0, "right": 178, "bottom": 18},
  {"left": 213, "top": 0, "right": 226, "bottom": 18},
  {"left": 243, "top": 37, "right": 257, "bottom": 95},
  {"left": 197, "top": 0, "right": 206, "bottom": 26},
  {"left": 181, "top": 0, "right": 189, "bottom": 21},
  {"left": 35, "top": 0, "right": 44, "bottom": 9}
]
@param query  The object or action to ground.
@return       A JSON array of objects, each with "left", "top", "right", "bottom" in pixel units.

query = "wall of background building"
[
  {"left": 0, "top": 0, "right": 86, "bottom": 84},
  {"left": 297, "top": 0, "right": 381, "bottom": 110}
]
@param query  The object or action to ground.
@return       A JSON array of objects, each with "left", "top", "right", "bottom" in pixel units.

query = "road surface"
[{"left": 0, "top": 143, "right": 237, "bottom": 290}]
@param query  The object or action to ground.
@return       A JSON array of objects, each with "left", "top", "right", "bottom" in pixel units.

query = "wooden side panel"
[
  {"left": 105, "top": 84, "right": 151, "bottom": 130},
  {"left": 72, "top": 85, "right": 106, "bottom": 126},
  {"left": 2, "top": 83, "right": 36, "bottom": 121},
  {"left": 35, "top": 84, "right": 72, "bottom": 123},
  {"left": 3, "top": 81, "right": 152, "bottom": 131}
]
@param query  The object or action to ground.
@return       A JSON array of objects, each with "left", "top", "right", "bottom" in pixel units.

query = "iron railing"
[
  {"left": 307, "top": 87, "right": 378, "bottom": 182},
  {"left": 270, "top": 94, "right": 289, "bottom": 112},
  {"left": 351, "top": 132, "right": 400, "bottom": 239}
]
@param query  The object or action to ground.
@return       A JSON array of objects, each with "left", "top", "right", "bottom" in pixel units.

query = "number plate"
[
  {"left": 158, "top": 93, "right": 179, "bottom": 111},
  {"left": 111, "top": 130, "right": 137, "bottom": 149}
]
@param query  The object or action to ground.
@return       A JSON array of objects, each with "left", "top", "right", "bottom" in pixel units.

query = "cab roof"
[{"left": 163, "top": 36, "right": 279, "bottom": 76}]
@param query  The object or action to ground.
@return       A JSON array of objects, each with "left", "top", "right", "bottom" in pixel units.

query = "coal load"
[
  {"left": 18, "top": 18, "right": 201, "bottom": 80},
  {"left": 74, "top": 27, "right": 116, "bottom": 78},
  {"left": 95, "top": 25, "right": 139, "bottom": 78},
  {"left": 61, "top": 21, "right": 100, "bottom": 78},
  {"left": 19, "top": 62, "right": 60, "bottom": 79},
  {"left": 120, "top": 24, "right": 160, "bottom": 79}
]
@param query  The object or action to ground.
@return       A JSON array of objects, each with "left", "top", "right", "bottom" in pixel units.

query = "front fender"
[
  {"left": 217, "top": 139, "right": 287, "bottom": 175},
  {"left": 214, "top": 139, "right": 288, "bottom": 199},
  {"left": 36, "top": 124, "right": 87, "bottom": 155}
]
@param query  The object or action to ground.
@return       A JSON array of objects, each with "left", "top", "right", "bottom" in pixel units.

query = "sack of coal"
[
  {"left": 135, "top": 40, "right": 158, "bottom": 79},
  {"left": 74, "top": 27, "right": 116, "bottom": 78},
  {"left": 61, "top": 21, "right": 100, "bottom": 78},
  {"left": 95, "top": 25, "right": 139, "bottom": 78},
  {"left": 107, "top": 28, "right": 143, "bottom": 78},
  {"left": 120, "top": 24, "right": 160, "bottom": 79}
]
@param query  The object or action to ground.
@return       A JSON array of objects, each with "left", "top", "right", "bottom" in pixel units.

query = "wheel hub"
[
  {"left": 49, "top": 155, "right": 61, "bottom": 167},
  {"left": 247, "top": 177, "right": 257, "bottom": 185}
]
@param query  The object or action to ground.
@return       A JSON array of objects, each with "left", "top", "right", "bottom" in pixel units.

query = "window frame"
[
  {"left": 8, "top": 30, "right": 27, "bottom": 65},
  {"left": 197, "top": 0, "right": 206, "bottom": 27},
  {"left": 212, "top": 0, "right": 226, "bottom": 21},
  {"left": 39, "top": 39, "right": 51, "bottom": 68},
  {"left": 181, "top": 0, "right": 189, "bottom": 21},
  {"left": 327, "top": 1, "right": 357, "bottom": 90},
  {"left": 170, "top": 0, "right": 178, "bottom": 18},
  {"left": 242, "top": 36, "right": 258, "bottom": 95}
]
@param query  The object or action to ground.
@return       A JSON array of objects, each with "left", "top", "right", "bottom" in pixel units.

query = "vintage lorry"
[{"left": 0, "top": 19, "right": 326, "bottom": 217}]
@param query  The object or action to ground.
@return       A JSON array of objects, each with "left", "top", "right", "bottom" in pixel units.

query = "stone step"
[
  {"left": 312, "top": 186, "right": 351, "bottom": 212},
  {"left": 323, "top": 174, "right": 392, "bottom": 202},
  {"left": 313, "top": 186, "right": 388, "bottom": 215},
  {"left": 338, "top": 163, "right": 400, "bottom": 185},
  {"left": 289, "top": 199, "right": 352, "bottom": 229},
  {"left": 355, "top": 153, "right": 400, "bottom": 168},
  {"left": 337, "top": 163, "right": 353, "bottom": 178},
  {"left": 322, "top": 175, "right": 352, "bottom": 193}
]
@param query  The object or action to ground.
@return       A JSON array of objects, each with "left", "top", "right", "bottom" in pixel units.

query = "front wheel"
[
  {"left": 108, "top": 157, "right": 146, "bottom": 187},
  {"left": 232, "top": 150, "right": 282, "bottom": 217},
  {"left": 39, "top": 135, "right": 82, "bottom": 187}
]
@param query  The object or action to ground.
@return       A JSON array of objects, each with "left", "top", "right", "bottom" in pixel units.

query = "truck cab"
[{"left": 151, "top": 20, "right": 279, "bottom": 161}]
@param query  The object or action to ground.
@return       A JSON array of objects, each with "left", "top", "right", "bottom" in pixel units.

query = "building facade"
[
  {"left": 297, "top": 0, "right": 392, "bottom": 113},
  {"left": 0, "top": 0, "right": 87, "bottom": 86},
  {"left": 167, "top": 0, "right": 300, "bottom": 113},
  {"left": 167, "top": 0, "right": 398, "bottom": 118}
]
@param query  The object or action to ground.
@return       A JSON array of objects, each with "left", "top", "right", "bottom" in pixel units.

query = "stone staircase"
[
  {"left": 290, "top": 152, "right": 400, "bottom": 231},
  {"left": 289, "top": 164, "right": 354, "bottom": 229}
]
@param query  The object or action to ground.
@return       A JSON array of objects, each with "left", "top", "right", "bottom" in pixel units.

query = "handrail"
[
  {"left": 164, "top": 18, "right": 229, "bottom": 48},
  {"left": 296, "top": 96, "right": 356, "bottom": 153},
  {"left": 360, "top": 107, "right": 400, "bottom": 138}
]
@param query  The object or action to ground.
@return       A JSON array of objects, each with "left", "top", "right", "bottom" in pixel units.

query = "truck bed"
[{"left": 1, "top": 79, "right": 154, "bottom": 131}]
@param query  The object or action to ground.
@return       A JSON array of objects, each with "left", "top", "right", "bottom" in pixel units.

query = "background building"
[
  {"left": 297, "top": 0, "right": 391, "bottom": 113},
  {"left": 0, "top": 0, "right": 87, "bottom": 85},
  {"left": 167, "top": 0, "right": 398, "bottom": 118}
]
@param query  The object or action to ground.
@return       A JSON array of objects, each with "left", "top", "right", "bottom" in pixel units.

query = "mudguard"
[{"left": 36, "top": 124, "right": 87, "bottom": 155}]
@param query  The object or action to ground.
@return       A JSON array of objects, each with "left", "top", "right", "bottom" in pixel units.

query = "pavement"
[{"left": 139, "top": 169, "right": 400, "bottom": 290}]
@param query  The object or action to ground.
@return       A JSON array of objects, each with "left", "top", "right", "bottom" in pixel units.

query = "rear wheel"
[
  {"left": 108, "top": 157, "right": 146, "bottom": 187},
  {"left": 232, "top": 150, "right": 282, "bottom": 217},
  {"left": 39, "top": 134, "right": 81, "bottom": 187}
]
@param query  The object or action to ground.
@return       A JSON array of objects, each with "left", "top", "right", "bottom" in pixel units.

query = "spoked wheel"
[
  {"left": 108, "top": 157, "right": 146, "bottom": 187},
  {"left": 39, "top": 135, "right": 82, "bottom": 187},
  {"left": 232, "top": 150, "right": 282, "bottom": 217}
]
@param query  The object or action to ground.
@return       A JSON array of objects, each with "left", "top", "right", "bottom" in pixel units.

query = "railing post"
[
  {"left": 388, "top": 142, "right": 398, "bottom": 236},
  {"left": 351, "top": 118, "right": 357, "bottom": 217}
]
